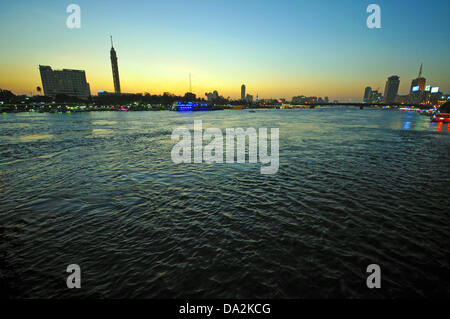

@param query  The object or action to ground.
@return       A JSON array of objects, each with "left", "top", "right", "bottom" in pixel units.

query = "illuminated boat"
[
  {"left": 431, "top": 113, "right": 450, "bottom": 122},
  {"left": 172, "top": 101, "right": 208, "bottom": 112},
  {"left": 172, "top": 101, "right": 223, "bottom": 112}
]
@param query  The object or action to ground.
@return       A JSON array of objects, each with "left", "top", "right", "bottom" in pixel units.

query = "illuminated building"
[
  {"left": 39, "top": 65, "right": 91, "bottom": 99},
  {"left": 422, "top": 87, "right": 442, "bottom": 105},
  {"left": 408, "top": 63, "right": 426, "bottom": 103},
  {"left": 110, "top": 36, "right": 121, "bottom": 94},
  {"left": 410, "top": 63, "right": 426, "bottom": 93},
  {"left": 383, "top": 75, "right": 400, "bottom": 103}
]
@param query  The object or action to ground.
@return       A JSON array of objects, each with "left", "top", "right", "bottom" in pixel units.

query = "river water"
[{"left": 0, "top": 107, "right": 449, "bottom": 298}]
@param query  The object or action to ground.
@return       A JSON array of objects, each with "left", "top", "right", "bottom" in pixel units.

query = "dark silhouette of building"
[
  {"left": 439, "top": 101, "right": 450, "bottom": 113},
  {"left": 241, "top": 84, "right": 246, "bottom": 100},
  {"left": 110, "top": 36, "right": 121, "bottom": 94},
  {"left": 363, "top": 86, "right": 372, "bottom": 103},
  {"left": 39, "top": 65, "right": 91, "bottom": 100},
  {"left": 0, "top": 89, "right": 15, "bottom": 102},
  {"left": 384, "top": 75, "right": 400, "bottom": 103},
  {"left": 371, "top": 90, "right": 383, "bottom": 103}
]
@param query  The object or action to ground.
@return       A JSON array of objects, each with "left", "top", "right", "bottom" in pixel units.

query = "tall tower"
[
  {"left": 241, "top": 84, "right": 246, "bottom": 100},
  {"left": 110, "top": 36, "right": 121, "bottom": 94},
  {"left": 189, "top": 73, "right": 192, "bottom": 92}
]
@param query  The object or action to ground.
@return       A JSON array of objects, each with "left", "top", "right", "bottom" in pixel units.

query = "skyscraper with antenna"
[
  {"left": 410, "top": 63, "right": 426, "bottom": 93},
  {"left": 110, "top": 36, "right": 121, "bottom": 94}
]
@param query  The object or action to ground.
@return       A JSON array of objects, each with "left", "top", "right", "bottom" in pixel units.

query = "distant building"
[
  {"left": 410, "top": 77, "right": 426, "bottom": 93},
  {"left": 383, "top": 75, "right": 400, "bottom": 103},
  {"left": 395, "top": 95, "right": 409, "bottom": 104},
  {"left": 98, "top": 91, "right": 132, "bottom": 96},
  {"left": 291, "top": 95, "right": 306, "bottom": 104},
  {"left": 422, "top": 90, "right": 443, "bottom": 105},
  {"left": 370, "top": 90, "right": 383, "bottom": 103},
  {"left": 410, "top": 63, "right": 426, "bottom": 93},
  {"left": 246, "top": 94, "right": 253, "bottom": 103},
  {"left": 363, "top": 86, "right": 372, "bottom": 103},
  {"left": 440, "top": 94, "right": 450, "bottom": 102},
  {"left": 261, "top": 99, "right": 278, "bottom": 105},
  {"left": 183, "top": 92, "right": 196, "bottom": 101},
  {"left": 0, "top": 89, "right": 15, "bottom": 103},
  {"left": 324, "top": 96, "right": 329, "bottom": 103},
  {"left": 39, "top": 65, "right": 91, "bottom": 100},
  {"left": 241, "top": 84, "right": 246, "bottom": 100},
  {"left": 110, "top": 36, "right": 121, "bottom": 94},
  {"left": 409, "top": 64, "right": 426, "bottom": 103},
  {"left": 206, "top": 90, "right": 219, "bottom": 101},
  {"left": 291, "top": 95, "right": 318, "bottom": 104}
]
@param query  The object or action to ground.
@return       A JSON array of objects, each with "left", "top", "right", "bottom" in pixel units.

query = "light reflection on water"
[{"left": 0, "top": 107, "right": 449, "bottom": 298}]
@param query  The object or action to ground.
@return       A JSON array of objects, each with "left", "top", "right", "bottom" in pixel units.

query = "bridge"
[{"left": 300, "top": 103, "right": 434, "bottom": 109}]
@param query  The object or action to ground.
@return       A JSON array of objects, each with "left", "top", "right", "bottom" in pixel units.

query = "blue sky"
[{"left": 0, "top": 0, "right": 449, "bottom": 100}]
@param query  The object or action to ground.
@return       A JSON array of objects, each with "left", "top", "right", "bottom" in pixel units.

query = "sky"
[{"left": 0, "top": 0, "right": 449, "bottom": 101}]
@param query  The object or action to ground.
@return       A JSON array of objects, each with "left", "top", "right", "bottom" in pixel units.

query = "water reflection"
[
  {"left": 403, "top": 121, "right": 411, "bottom": 130},
  {"left": 17, "top": 134, "right": 53, "bottom": 141},
  {"left": 0, "top": 108, "right": 449, "bottom": 298},
  {"left": 399, "top": 112, "right": 449, "bottom": 133},
  {"left": 92, "top": 128, "right": 114, "bottom": 136}
]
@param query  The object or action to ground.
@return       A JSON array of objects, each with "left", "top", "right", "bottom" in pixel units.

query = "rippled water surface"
[{"left": 1, "top": 108, "right": 449, "bottom": 298}]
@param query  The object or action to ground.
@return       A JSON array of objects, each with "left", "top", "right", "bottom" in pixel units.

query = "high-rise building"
[
  {"left": 110, "top": 36, "right": 121, "bottom": 94},
  {"left": 39, "top": 65, "right": 91, "bottom": 100},
  {"left": 410, "top": 63, "right": 426, "bottom": 93},
  {"left": 383, "top": 75, "right": 400, "bottom": 103},
  {"left": 370, "top": 90, "right": 383, "bottom": 103},
  {"left": 409, "top": 63, "right": 426, "bottom": 104},
  {"left": 241, "top": 84, "right": 246, "bottom": 100},
  {"left": 363, "top": 86, "right": 372, "bottom": 103}
]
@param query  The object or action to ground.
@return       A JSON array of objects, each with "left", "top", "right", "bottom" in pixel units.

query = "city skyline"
[{"left": 0, "top": 0, "right": 449, "bottom": 100}]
